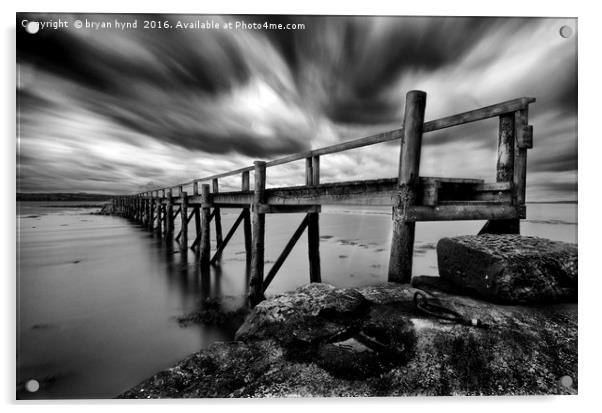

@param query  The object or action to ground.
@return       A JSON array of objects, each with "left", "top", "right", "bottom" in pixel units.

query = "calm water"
[{"left": 16, "top": 201, "right": 577, "bottom": 399}]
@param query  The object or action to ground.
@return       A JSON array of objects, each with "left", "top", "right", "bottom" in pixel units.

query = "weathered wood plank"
[
  {"left": 256, "top": 205, "right": 321, "bottom": 214},
  {"left": 408, "top": 204, "right": 519, "bottom": 222},
  {"left": 422, "top": 97, "right": 535, "bottom": 134},
  {"left": 184, "top": 177, "right": 497, "bottom": 207}
]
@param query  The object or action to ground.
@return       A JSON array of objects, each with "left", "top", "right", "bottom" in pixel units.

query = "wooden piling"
[
  {"left": 212, "top": 178, "right": 223, "bottom": 254},
  {"left": 514, "top": 108, "right": 530, "bottom": 208},
  {"left": 478, "top": 113, "right": 520, "bottom": 234},
  {"left": 181, "top": 190, "right": 188, "bottom": 251},
  {"left": 242, "top": 171, "right": 252, "bottom": 267},
  {"left": 388, "top": 90, "right": 427, "bottom": 283},
  {"left": 193, "top": 182, "right": 201, "bottom": 250},
  {"left": 250, "top": 161, "right": 266, "bottom": 306},
  {"left": 148, "top": 192, "right": 154, "bottom": 231},
  {"left": 166, "top": 189, "right": 174, "bottom": 247},
  {"left": 156, "top": 190, "right": 163, "bottom": 237},
  {"left": 200, "top": 184, "right": 211, "bottom": 270},
  {"left": 306, "top": 156, "right": 321, "bottom": 283}
]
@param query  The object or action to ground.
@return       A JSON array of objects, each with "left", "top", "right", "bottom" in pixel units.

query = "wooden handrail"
[{"left": 135, "top": 96, "right": 535, "bottom": 195}]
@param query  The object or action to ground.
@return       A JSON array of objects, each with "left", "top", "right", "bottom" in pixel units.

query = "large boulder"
[
  {"left": 235, "top": 283, "right": 370, "bottom": 345},
  {"left": 437, "top": 234, "right": 577, "bottom": 304},
  {"left": 121, "top": 283, "right": 577, "bottom": 397}
]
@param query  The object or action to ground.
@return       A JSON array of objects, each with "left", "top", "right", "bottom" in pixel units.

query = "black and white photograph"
[{"left": 15, "top": 10, "right": 578, "bottom": 400}]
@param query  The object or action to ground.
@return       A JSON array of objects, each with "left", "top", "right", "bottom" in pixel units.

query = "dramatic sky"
[{"left": 17, "top": 14, "right": 577, "bottom": 200}]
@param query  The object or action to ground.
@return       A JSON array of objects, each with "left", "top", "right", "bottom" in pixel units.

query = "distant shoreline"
[{"left": 17, "top": 193, "right": 115, "bottom": 202}]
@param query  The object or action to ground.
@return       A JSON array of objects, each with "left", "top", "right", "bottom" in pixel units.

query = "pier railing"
[{"left": 113, "top": 90, "right": 535, "bottom": 305}]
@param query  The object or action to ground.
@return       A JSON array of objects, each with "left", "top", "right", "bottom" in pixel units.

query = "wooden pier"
[{"left": 112, "top": 90, "right": 535, "bottom": 305}]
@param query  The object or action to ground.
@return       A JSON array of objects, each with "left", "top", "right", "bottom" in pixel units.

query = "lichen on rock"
[
  {"left": 119, "top": 282, "right": 577, "bottom": 398},
  {"left": 437, "top": 234, "right": 577, "bottom": 304}
]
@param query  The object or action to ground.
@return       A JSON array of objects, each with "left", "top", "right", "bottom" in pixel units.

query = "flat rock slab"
[
  {"left": 120, "top": 283, "right": 577, "bottom": 398},
  {"left": 437, "top": 234, "right": 577, "bottom": 304}
]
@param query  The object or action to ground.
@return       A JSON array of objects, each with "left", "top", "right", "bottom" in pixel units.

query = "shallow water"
[{"left": 16, "top": 201, "right": 577, "bottom": 399}]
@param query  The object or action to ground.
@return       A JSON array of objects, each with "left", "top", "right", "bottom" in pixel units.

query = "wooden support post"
[
  {"left": 478, "top": 112, "right": 520, "bottom": 235},
  {"left": 250, "top": 161, "right": 266, "bottom": 306},
  {"left": 422, "top": 179, "right": 439, "bottom": 207},
  {"left": 263, "top": 215, "right": 309, "bottom": 292},
  {"left": 200, "top": 184, "right": 211, "bottom": 270},
  {"left": 242, "top": 171, "right": 252, "bottom": 267},
  {"left": 165, "top": 189, "right": 174, "bottom": 247},
  {"left": 514, "top": 107, "right": 529, "bottom": 209},
  {"left": 212, "top": 178, "right": 223, "bottom": 253},
  {"left": 156, "top": 192, "right": 162, "bottom": 237},
  {"left": 139, "top": 196, "right": 143, "bottom": 223},
  {"left": 306, "top": 155, "right": 321, "bottom": 283},
  {"left": 305, "top": 157, "right": 313, "bottom": 186},
  {"left": 193, "top": 182, "right": 201, "bottom": 250},
  {"left": 388, "top": 90, "right": 426, "bottom": 283},
  {"left": 148, "top": 192, "right": 154, "bottom": 231},
  {"left": 180, "top": 190, "right": 188, "bottom": 251}
]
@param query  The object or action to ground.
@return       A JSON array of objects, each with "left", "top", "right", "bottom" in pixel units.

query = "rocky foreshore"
[{"left": 119, "top": 280, "right": 577, "bottom": 398}]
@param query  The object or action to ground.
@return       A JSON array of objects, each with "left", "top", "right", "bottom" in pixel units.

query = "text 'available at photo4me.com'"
[{"left": 21, "top": 16, "right": 307, "bottom": 34}]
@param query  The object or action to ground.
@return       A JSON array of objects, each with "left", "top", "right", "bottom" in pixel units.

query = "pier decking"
[{"left": 113, "top": 90, "right": 535, "bottom": 305}]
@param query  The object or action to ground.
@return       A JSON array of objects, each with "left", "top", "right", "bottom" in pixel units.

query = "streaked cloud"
[{"left": 17, "top": 14, "right": 577, "bottom": 200}]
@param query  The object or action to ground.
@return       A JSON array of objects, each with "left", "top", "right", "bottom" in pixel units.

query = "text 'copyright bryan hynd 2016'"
[{"left": 21, "top": 18, "right": 307, "bottom": 32}]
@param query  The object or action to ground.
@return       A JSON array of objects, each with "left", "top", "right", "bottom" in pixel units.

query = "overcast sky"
[{"left": 17, "top": 14, "right": 577, "bottom": 200}]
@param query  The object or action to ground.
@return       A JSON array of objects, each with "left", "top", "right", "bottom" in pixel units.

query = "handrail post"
[
  {"left": 212, "top": 178, "right": 223, "bottom": 253},
  {"left": 479, "top": 112, "right": 520, "bottom": 234},
  {"left": 250, "top": 161, "right": 266, "bottom": 306},
  {"left": 305, "top": 157, "right": 313, "bottom": 186},
  {"left": 200, "top": 184, "right": 211, "bottom": 270},
  {"left": 514, "top": 107, "right": 531, "bottom": 215},
  {"left": 193, "top": 182, "right": 200, "bottom": 250},
  {"left": 242, "top": 171, "right": 252, "bottom": 268},
  {"left": 388, "top": 90, "right": 426, "bottom": 283}
]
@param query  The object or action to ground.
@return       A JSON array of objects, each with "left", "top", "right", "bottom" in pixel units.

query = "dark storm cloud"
[
  {"left": 16, "top": 14, "right": 577, "bottom": 198},
  {"left": 266, "top": 17, "right": 523, "bottom": 124}
]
